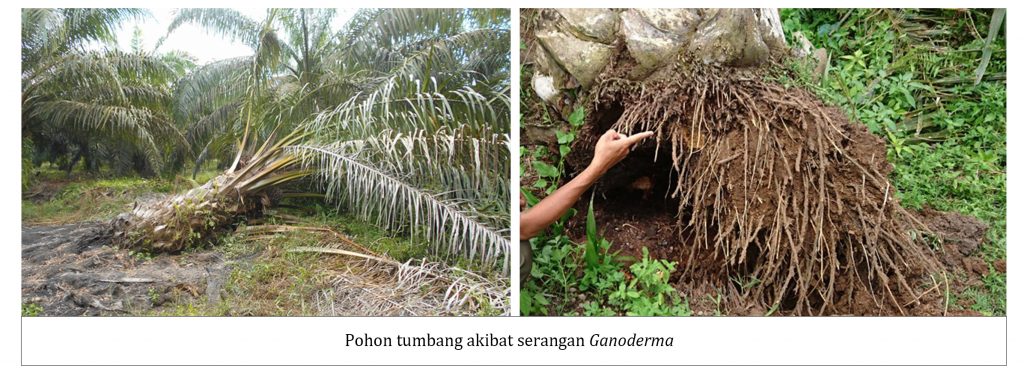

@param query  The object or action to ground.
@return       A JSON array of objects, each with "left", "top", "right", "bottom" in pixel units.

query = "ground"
[
  {"left": 563, "top": 188, "right": 995, "bottom": 316},
  {"left": 22, "top": 169, "right": 508, "bottom": 317}
]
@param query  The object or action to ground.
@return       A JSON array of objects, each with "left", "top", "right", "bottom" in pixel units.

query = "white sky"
[{"left": 115, "top": 8, "right": 355, "bottom": 64}]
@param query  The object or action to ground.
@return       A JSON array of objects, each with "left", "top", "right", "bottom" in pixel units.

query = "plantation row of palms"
[{"left": 22, "top": 8, "right": 511, "bottom": 270}]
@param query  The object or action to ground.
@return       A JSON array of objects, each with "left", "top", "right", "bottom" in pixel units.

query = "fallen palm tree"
[
  {"left": 527, "top": 8, "right": 946, "bottom": 314},
  {"left": 105, "top": 9, "right": 511, "bottom": 273},
  {"left": 112, "top": 129, "right": 309, "bottom": 252}
]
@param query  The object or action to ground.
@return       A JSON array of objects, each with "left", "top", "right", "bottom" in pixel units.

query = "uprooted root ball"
[{"left": 571, "top": 65, "right": 942, "bottom": 315}]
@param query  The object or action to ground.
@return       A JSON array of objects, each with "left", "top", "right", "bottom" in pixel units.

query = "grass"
[
  {"left": 20, "top": 165, "right": 210, "bottom": 225},
  {"left": 139, "top": 203, "right": 436, "bottom": 316},
  {"left": 781, "top": 8, "right": 1006, "bottom": 315},
  {"left": 22, "top": 174, "right": 173, "bottom": 225}
]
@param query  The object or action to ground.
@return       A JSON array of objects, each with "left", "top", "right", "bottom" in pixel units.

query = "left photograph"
[{"left": 21, "top": 8, "right": 511, "bottom": 316}]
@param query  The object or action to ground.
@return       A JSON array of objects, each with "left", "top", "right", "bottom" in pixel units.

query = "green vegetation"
[
  {"left": 22, "top": 169, "right": 175, "bottom": 224},
  {"left": 23, "top": 8, "right": 510, "bottom": 267},
  {"left": 22, "top": 8, "right": 511, "bottom": 316},
  {"left": 520, "top": 104, "right": 690, "bottom": 316},
  {"left": 781, "top": 8, "right": 1006, "bottom": 315},
  {"left": 521, "top": 198, "right": 690, "bottom": 316},
  {"left": 22, "top": 303, "right": 43, "bottom": 317}
]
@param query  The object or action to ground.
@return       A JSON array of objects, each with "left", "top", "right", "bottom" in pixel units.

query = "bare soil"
[
  {"left": 22, "top": 222, "right": 231, "bottom": 316},
  {"left": 22, "top": 218, "right": 509, "bottom": 316}
]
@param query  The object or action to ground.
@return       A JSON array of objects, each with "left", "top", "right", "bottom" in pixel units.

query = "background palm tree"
[{"left": 22, "top": 9, "right": 186, "bottom": 177}]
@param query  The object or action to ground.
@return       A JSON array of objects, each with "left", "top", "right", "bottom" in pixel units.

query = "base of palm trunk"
[{"left": 111, "top": 172, "right": 267, "bottom": 253}]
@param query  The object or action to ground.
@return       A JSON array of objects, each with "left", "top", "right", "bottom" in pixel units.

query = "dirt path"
[{"left": 22, "top": 222, "right": 230, "bottom": 316}]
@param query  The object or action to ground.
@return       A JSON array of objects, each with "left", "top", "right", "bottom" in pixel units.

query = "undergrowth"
[
  {"left": 22, "top": 169, "right": 176, "bottom": 225},
  {"left": 781, "top": 8, "right": 1006, "bottom": 315},
  {"left": 520, "top": 101, "right": 690, "bottom": 316}
]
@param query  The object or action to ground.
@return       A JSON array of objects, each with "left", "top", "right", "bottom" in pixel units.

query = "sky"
[{"left": 115, "top": 8, "right": 355, "bottom": 64}]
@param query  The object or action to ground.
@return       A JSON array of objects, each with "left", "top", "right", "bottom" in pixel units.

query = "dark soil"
[
  {"left": 22, "top": 222, "right": 231, "bottom": 316},
  {"left": 566, "top": 195, "right": 993, "bottom": 316}
]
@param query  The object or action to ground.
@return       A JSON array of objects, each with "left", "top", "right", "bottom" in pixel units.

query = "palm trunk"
[
  {"left": 111, "top": 130, "right": 310, "bottom": 253},
  {"left": 111, "top": 172, "right": 268, "bottom": 253}
]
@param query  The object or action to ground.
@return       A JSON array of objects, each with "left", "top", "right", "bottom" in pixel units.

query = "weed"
[
  {"left": 22, "top": 302, "right": 43, "bottom": 317},
  {"left": 522, "top": 199, "right": 690, "bottom": 316},
  {"left": 529, "top": 106, "right": 585, "bottom": 195},
  {"left": 147, "top": 288, "right": 160, "bottom": 305},
  {"left": 130, "top": 249, "right": 155, "bottom": 261},
  {"left": 22, "top": 171, "right": 175, "bottom": 224},
  {"left": 782, "top": 8, "right": 1006, "bottom": 315}
]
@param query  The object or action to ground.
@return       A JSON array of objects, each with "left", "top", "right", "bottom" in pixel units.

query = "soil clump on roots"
[{"left": 565, "top": 63, "right": 983, "bottom": 315}]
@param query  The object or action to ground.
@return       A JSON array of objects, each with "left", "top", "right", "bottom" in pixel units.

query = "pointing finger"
[{"left": 623, "top": 131, "right": 655, "bottom": 144}]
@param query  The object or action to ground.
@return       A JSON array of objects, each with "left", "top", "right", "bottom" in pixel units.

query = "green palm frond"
[
  {"left": 23, "top": 8, "right": 148, "bottom": 67},
  {"left": 24, "top": 50, "right": 177, "bottom": 99},
  {"left": 159, "top": 49, "right": 198, "bottom": 77},
  {"left": 277, "top": 9, "right": 338, "bottom": 80},
  {"left": 380, "top": 28, "right": 511, "bottom": 86},
  {"left": 171, "top": 56, "right": 249, "bottom": 122},
  {"left": 356, "top": 129, "right": 510, "bottom": 207},
  {"left": 305, "top": 80, "right": 508, "bottom": 138},
  {"left": 29, "top": 99, "right": 182, "bottom": 171},
  {"left": 289, "top": 143, "right": 509, "bottom": 269}
]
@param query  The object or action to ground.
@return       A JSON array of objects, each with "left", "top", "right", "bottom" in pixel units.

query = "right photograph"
[{"left": 519, "top": 8, "right": 1006, "bottom": 316}]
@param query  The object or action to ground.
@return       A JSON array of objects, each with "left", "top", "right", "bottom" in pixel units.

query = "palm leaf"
[{"left": 290, "top": 144, "right": 510, "bottom": 270}]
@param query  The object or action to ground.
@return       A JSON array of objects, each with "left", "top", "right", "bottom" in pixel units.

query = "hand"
[{"left": 588, "top": 129, "right": 655, "bottom": 174}]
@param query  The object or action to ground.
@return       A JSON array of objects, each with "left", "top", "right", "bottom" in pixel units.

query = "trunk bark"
[
  {"left": 529, "top": 8, "right": 787, "bottom": 108},
  {"left": 111, "top": 171, "right": 269, "bottom": 253},
  {"left": 111, "top": 130, "right": 306, "bottom": 254}
]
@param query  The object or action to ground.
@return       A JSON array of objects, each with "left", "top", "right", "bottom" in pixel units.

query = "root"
[{"left": 579, "top": 65, "right": 941, "bottom": 315}]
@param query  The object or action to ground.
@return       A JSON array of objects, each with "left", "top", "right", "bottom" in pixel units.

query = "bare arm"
[{"left": 520, "top": 129, "right": 654, "bottom": 240}]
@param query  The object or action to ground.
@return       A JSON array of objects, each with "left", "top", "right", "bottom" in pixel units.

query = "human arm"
[{"left": 519, "top": 129, "right": 654, "bottom": 240}]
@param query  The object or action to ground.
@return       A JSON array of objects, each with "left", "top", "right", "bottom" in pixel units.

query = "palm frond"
[
  {"left": 29, "top": 99, "right": 182, "bottom": 171},
  {"left": 305, "top": 80, "right": 509, "bottom": 139},
  {"left": 289, "top": 144, "right": 510, "bottom": 270},
  {"left": 22, "top": 8, "right": 148, "bottom": 67},
  {"left": 354, "top": 129, "right": 510, "bottom": 209},
  {"left": 171, "top": 56, "right": 249, "bottom": 122}
]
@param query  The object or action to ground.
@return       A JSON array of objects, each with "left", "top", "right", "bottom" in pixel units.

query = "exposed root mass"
[{"left": 573, "top": 64, "right": 943, "bottom": 315}]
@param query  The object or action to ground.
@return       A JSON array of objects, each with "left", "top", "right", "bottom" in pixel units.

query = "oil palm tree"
[
  {"left": 113, "top": 8, "right": 511, "bottom": 271},
  {"left": 22, "top": 8, "right": 185, "bottom": 176}
]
